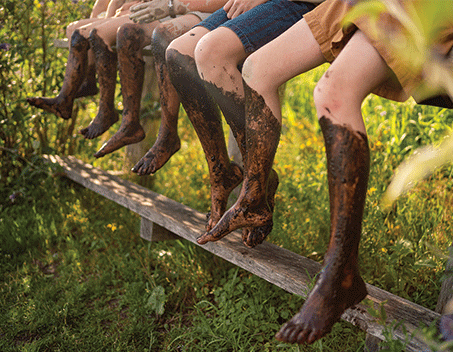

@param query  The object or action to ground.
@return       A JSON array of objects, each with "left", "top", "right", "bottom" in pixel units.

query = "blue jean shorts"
[{"left": 195, "top": 0, "right": 316, "bottom": 53}]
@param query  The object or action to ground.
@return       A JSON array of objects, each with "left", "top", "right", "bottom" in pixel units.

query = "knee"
[
  {"left": 152, "top": 24, "right": 175, "bottom": 62},
  {"left": 194, "top": 33, "right": 220, "bottom": 71},
  {"left": 66, "top": 22, "right": 78, "bottom": 39},
  {"left": 89, "top": 26, "right": 116, "bottom": 48},
  {"left": 70, "top": 29, "right": 89, "bottom": 50},
  {"left": 242, "top": 54, "right": 258, "bottom": 86},
  {"left": 313, "top": 70, "right": 343, "bottom": 118},
  {"left": 166, "top": 33, "right": 192, "bottom": 67},
  {"left": 242, "top": 54, "right": 276, "bottom": 96},
  {"left": 116, "top": 23, "right": 144, "bottom": 52}
]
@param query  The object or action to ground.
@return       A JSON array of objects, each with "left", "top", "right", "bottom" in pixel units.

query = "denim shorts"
[{"left": 196, "top": 0, "right": 316, "bottom": 53}]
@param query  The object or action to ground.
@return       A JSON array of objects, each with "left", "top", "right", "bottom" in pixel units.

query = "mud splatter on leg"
[
  {"left": 93, "top": 25, "right": 147, "bottom": 158},
  {"left": 27, "top": 29, "right": 89, "bottom": 120},
  {"left": 79, "top": 29, "right": 119, "bottom": 141},
  {"left": 197, "top": 82, "right": 280, "bottom": 245},
  {"left": 167, "top": 49, "right": 243, "bottom": 229},
  {"left": 276, "top": 117, "right": 369, "bottom": 345},
  {"left": 132, "top": 25, "right": 181, "bottom": 175},
  {"left": 75, "top": 53, "right": 98, "bottom": 98},
  {"left": 201, "top": 80, "right": 279, "bottom": 247}
]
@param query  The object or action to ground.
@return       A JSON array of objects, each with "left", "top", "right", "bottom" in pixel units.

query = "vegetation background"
[{"left": 1, "top": 0, "right": 453, "bottom": 350}]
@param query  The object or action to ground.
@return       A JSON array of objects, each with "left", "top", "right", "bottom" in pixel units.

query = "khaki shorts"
[
  {"left": 305, "top": 0, "right": 453, "bottom": 102},
  {"left": 157, "top": 11, "right": 211, "bottom": 23}
]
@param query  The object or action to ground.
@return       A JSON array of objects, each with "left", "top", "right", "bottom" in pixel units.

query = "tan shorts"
[
  {"left": 305, "top": 0, "right": 453, "bottom": 102},
  {"left": 157, "top": 11, "right": 211, "bottom": 23}
]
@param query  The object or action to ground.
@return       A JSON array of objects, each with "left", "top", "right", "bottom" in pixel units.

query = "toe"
[{"left": 296, "top": 328, "right": 310, "bottom": 344}]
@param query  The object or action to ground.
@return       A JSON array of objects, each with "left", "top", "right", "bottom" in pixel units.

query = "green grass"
[{"left": 2, "top": 65, "right": 453, "bottom": 350}]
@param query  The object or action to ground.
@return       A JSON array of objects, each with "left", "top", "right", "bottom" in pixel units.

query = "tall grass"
[{"left": 2, "top": 1, "right": 453, "bottom": 348}]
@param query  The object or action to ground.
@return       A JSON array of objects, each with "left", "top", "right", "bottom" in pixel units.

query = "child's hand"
[
  {"left": 223, "top": 0, "right": 269, "bottom": 19},
  {"left": 130, "top": 0, "right": 185, "bottom": 23}
]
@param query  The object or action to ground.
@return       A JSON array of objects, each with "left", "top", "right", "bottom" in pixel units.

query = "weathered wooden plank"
[
  {"left": 436, "top": 246, "right": 453, "bottom": 314},
  {"left": 365, "top": 334, "right": 382, "bottom": 352},
  {"left": 140, "top": 217, "right": 179, "bottom": 242},
  {"left": 43, "top": 154, "right": 440, "bottom": 351}
]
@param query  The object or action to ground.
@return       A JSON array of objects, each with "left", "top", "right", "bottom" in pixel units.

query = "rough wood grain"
[
  {"left": 436, "top": 246, "right": 453, "bottom": 314},
  {"left": 140, "top": 217, "right": 179, "bottom": 242},
  {"left": 44, "top": 155, "right": 440, "bottom": 351}
]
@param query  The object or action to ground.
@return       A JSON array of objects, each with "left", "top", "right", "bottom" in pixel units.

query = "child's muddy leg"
[
  {"left": 80, "top": 29, "right": 119, "bottom": 141},
  {"left": 132, "top": 15, "right": 202, "bottom": 175},
  {"left": 276, "top": 29, "right": 392, "bottom": 345},
  {"left": 276, "top": 117, "right": 369, "bottom": 344},
  {"left": 166, "top": 41, "right": 243, "bottom": 229},
  {"left": 195, "top": 28, "right": 279, "bottom": 247},
  {"left": 197, "top": 82, "right": 280, "bottom": 245},
  {"left": 27, "top": 29, "right": 89, "bottom": 120},
  {"left": 93, "top": 23, "right": 152, "bottom": 157}
]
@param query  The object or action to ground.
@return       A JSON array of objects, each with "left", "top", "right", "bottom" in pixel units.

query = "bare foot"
[
  {"left": 94, "top": 120, "right": 145, "bottom": 158},
  {"left": 205, "top": 162, "right": 244, "bottom": 231},
  {"left": 79, "top": 110, "right": 119, "bottom": 139},
  {"left": 198, "top": 171, "right": 277, "bottom": 245},
  {"left": 275, "top": 268, "right": 367, "bottom": 344},
  {"left": 131, "top": 132, "right": 181, "bottom": 175},
  {"left": 241, "top": 170, "right": 279, "bottom": 248},
  {"left": 27, "top": 96, "right": 73, "bottom": 120}
]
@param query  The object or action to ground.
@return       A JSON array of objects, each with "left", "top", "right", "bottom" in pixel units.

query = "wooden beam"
[
  {"left": 43, "top": 155, "right": 440, "bottom": 351},
  {"left": 140, "top": 217, "right": 179, "bottom": 242}
]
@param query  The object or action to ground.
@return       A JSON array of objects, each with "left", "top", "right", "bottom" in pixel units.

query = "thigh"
[
  {"left": 156, "top": 13, "right": 204, "bottom": 38},
  {"left": 67, "top": 18, "right": 100, "bottom": 37},
  {"left": 243, "top": 18, "right": 326, "bottom": 90},
  {"left": 90, "top": 14, "right": 135, "bottom": 45}
]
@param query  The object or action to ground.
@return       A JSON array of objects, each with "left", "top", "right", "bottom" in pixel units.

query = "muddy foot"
[
  {"left": 94, "top": 121, "right": 145, "bottom": 158},
  {"left": 198, "top": 203, "right": 273, "bottom": 245},
  {"left": 241, "top": 224, "right": 273, "bottom": 248},
  {"left": 79, "top": 110, "right": 119, "bottom": 139},
  {"left": 275, "top": 270, "right": 367, "bottom": 344},
  {"left": 198, "top": 174, "right": 277, "bottom": 245},
  {"left": 205, "top": 163, "right": 244, "bottom": 232},
  {"left": 131, "top": 133, "right": 181, "bottom": 175},
  {"left": 27, "top": 96, "right": 73, "bottom": 120},
  {"left": 241, "top": 171, "right": 279, "bottom": 248}
]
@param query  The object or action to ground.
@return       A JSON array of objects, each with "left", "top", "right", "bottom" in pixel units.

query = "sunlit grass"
[{"left": 3, "top": 63, "right": 453, "bottom": 350}]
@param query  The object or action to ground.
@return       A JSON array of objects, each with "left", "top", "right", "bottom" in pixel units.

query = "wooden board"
[{"left": 44, "top": 154, "right": 440, "bottom": 351}]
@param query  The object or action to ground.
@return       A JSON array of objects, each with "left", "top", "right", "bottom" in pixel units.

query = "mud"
[
  {"left": 276, "top": 116, "right": 369, "bottom": 345},
  {"left": 167, "top": 48, "right": 243, "bottom": 229},
  {"left": 27, "top": 29, "right": 89, "bottom": 120},
  {"left": 132, "top": 24, "right": 182, "bottom": 175},
  {"left": 196, "top": 82, "right": 281, "bottom": 246},
  {"left": 93, "top": 25, "right": 149, "bottom": 158},
  {"left": 81, "top": 29, "right": 119, "bottom": 141}
]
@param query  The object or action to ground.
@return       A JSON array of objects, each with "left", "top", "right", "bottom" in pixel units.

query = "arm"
[{"left": 130, "top": 0, "right": 228, "bottom": 23}]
